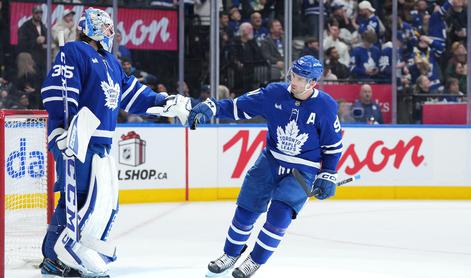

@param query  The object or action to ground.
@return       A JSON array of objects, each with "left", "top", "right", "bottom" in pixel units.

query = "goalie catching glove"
[{"left": 146, "top": 94, "right": 192, "bottom": 125}]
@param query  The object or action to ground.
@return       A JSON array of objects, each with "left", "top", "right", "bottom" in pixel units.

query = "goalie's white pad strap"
[
  {"left": 55, "top": 154, "right": 119, "bottom": 275},
  {"left": 67, "top": 107, "right": 101, "bottom": 162},
  {"left": 80, "top": 235, "right": 116, "bottom": 258}
]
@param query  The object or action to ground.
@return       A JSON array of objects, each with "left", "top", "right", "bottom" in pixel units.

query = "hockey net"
[{"left": 0, "top": 110, "right": 54, "bottom": 275}]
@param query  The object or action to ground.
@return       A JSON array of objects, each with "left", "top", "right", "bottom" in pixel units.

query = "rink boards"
[{"left": 109, "top": 124, "right": 471, "bottom": 203}]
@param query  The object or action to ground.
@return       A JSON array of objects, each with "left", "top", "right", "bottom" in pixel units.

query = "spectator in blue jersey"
[
  {"left": 356, "top": 1, "right": 385, "bottom": 48},
  {"left": 121, "top": 57, "right": 148, "bottom": 84},
  {"left": 408, "top": 34, "right": 444, "bottom": 92},
  {"left": 351, "top": 84, "right": 384, "bottom": 124},
  {"left": 228, "top": 6, "right": 243, "bottom": 35},
  {"left": 380, "top": 30, "right": 413, "bottom": 92},
  {"left": 410, "top": 0, "right": 429, "bottom": 32},
  {"left": 260, "top": 19, "right": 285, "bottom": 81},
  {"left": 250, "top": 11, "right": 269, "bottom": 46},
  {"left": 302, "top": 0, "right": 320, "bottom": 38},
  {"left": 350, "top": 30, "right": 381, "bottom": 80},
  {"left": 116, "top": 31, "right": 132, "bottom": 63},
  {"left": 398, "top": 17, "right": 419, "bottom": 59},
  {"left": 189, "top": 55, "right": 343, "bottom": 278}
]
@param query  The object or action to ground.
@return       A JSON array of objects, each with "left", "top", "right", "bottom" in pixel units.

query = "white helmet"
[{"left": 77, "top": 8, "right": 114, "bottom": 52}]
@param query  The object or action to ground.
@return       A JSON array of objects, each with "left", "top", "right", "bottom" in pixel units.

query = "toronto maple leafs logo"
[
  {"left": 276, "top": 120, "right": 309, "bottom": 156},
  {"left": 101, "top": 72, "right": 120, "bottom": 110}
]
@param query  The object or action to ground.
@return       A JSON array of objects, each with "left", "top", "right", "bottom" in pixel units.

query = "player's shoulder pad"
[
  {"left": 263, "top": 82, "right": 289, "bottom": 94},
  {"left": 62, "top": 41, "right": 82, "bottom": 52},
  {"left": 58, "top": 41, "right": 83, "bottom": 60},
  {"left": 316, "top": 90, "right": 339, "bottom": 112}
]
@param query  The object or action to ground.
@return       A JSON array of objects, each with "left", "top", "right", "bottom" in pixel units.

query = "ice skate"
[
  {"left": 232, "top": 255, "right": 260, "bottom": 278},
  {"left": 40, "top": 258, "right": 82, "bottom": 277},
  {"left": 206, "top": 245, "right": 247, "bottom": 277},
  {"left": 40, "top": 258, "right": 110, "bottom": 278}
]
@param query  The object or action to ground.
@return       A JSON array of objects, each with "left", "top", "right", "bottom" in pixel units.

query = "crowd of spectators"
[{"left": 0, "top": 0, "right": 468, "bottom": 124}]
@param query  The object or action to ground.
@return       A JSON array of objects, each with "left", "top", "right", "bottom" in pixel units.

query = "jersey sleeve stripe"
[
  {"left": 323, "top": 148, "right": 343, "bottom": 154},
  {"left": 41, "top": 85, "right": 80, "bottom": 95},
  {"left": 92, "top": 129, "right": 115, "bottom": 139},
  {"left": 233, "top": 98, "right": 240, "bottom": 120},
  {"left": 124, "top": 85, "right": 147, "bottom": 112},
  {"left": 121, "top": 76, "right": 138, "bottom": 100},
  {"left": 43, "top": 96, "right": 78, "bottom": 107},
  {"left": 321, "top": 139, "right": 343, "bottom": 149}
]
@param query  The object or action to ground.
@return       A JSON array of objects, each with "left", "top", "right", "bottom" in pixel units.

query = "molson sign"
[
  {"left": 10, "top": 2, "right": 177, "bottom": 50},
  {"left": 216, "top": 127, "right": 471, "bottom": 187}
]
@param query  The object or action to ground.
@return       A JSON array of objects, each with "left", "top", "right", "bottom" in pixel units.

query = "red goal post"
[{"left": 0, "top": 110, "right": 54, "bottom": 277}]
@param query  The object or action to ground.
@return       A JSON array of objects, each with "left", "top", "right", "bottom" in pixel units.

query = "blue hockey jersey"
[
  {"left": 350, "top": 45, "right": 381, "bottom": 79},
  {"left": 41, "top": 41, "right": 166, "bottom": 149},
  {"left": 215, "top": 82, "right": 343, "bottom": 173},
  {"left": 408, "top": 45, "right": 444, "bottom": 92}
]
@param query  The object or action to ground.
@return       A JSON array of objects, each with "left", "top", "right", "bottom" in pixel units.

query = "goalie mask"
[
  {"left": 78, "top": 8, "right": 115, "bottom": 53},
  {"left": 288, "top": 55, "right": 323, "bottom": 97}
]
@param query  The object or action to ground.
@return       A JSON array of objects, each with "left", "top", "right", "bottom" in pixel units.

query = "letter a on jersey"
[{"left": 306, "top": 112, "right": 316, "bottom": 125}]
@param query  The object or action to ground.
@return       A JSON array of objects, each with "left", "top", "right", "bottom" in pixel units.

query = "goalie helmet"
[
  {"left": 290, "top": 55, "right": 323, "bottom": 81},
  {"left": 78, "top": 8, "right": 114, "bottom": 53}
]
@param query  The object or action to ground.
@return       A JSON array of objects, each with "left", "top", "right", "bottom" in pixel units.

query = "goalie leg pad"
[
  {"left": 55, "top": 153, "right": 119, "bottom": 275},
  {"left": 41, "top": 192, "right": 88, "bottom": 260}
]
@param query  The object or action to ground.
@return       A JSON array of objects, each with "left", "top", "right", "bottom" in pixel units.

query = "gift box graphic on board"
[{"left": 118, "top": 131, "right": 146, "bottom": 166}]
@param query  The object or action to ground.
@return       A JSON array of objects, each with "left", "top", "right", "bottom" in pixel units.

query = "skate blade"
[
  {"left": 205, "top": 267, "right": 234, "bottom": 277},
  {"left": 42, "top": 275, "right": 81, "bottom": 278}
]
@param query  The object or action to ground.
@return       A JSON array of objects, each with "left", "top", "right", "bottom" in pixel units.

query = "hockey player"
[
  {"left": 188, "top": 55, "right": 343, "bottom": 277},
  {"left": 40, "top": 8, "right": 188, "bottom": 277}
]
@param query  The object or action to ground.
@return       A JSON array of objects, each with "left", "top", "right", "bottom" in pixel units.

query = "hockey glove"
[
  {"left": 188, "top": 98, "right": 217, "bottom": 130},
  {"left": 55, "top": 130, "right": 75, "bottom": 158},
  {"left": 146, "top": 94, "right": 192, "bottom": 125},
  {"left": 312, "top": 170, "right": 337, "bottom": 200}
]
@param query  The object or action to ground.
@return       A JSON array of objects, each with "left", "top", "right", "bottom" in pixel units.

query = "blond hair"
[{"left": 16, "top": 52, "right": 36, "bottom": 78}]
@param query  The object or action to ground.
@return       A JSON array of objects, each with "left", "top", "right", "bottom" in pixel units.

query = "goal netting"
[{"left": 0, "top": 110, "right": 54, "bottom": 272}]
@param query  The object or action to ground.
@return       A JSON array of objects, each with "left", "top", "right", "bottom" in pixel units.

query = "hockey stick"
[
  {"left": 190, "top": 113, "right": 202, "bottom": 130},
  {"left": 59, "top": 30, "right": 80, "bottom": 243},
  {"left": 292, "top": 168, "right": 360, "bottom": 197}
]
